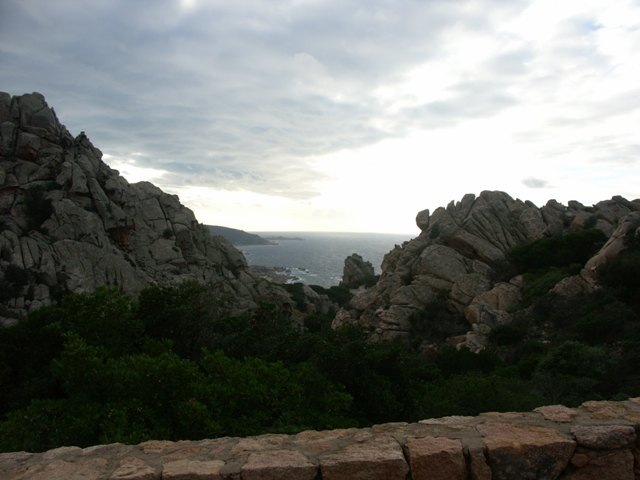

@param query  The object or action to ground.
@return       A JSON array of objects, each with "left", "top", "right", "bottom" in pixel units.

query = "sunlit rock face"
[
  {"left": 0, "top": 92, "right": 292, "bottom": 324},
  {"left": 334, "top": 190, "right": 640, "bottom": 350}
]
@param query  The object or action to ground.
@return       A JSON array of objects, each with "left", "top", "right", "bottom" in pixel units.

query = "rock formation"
[
  {"left": 334, "top": 191, "right": 640, "bottom": 350},
  {"left": 339, "top": 253, "right": 376, "bottom": 289},
  {"left": 0, "top": 92, "right": 296, "bottom": 325},
  {"left": 2, "top": 397, "right": 639, "bottom": 479}
]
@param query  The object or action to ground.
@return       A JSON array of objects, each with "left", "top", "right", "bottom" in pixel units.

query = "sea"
[{"left": 238, "top": 232, "right": 414, "bottom": 288}]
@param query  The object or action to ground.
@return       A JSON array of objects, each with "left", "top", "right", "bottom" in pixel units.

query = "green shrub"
[
  {"left": 521, "top": 267, "right": 568, "bottom": 304},
  {"left": 509, "top": 229, "right": 606, "bottom": 273},
  {"left": 532, "top": 341, "right": 611, "bottom": 405},
  {"left": 489, "top": 321, "right": 527, "bottom": 346},
  {"left": 419, "top": 372, "right": 542, "bottom": 418}
]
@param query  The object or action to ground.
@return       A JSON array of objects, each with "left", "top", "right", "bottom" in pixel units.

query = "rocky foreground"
[{"left": 2, "top": 398, "right": 639, "bottom": 479}]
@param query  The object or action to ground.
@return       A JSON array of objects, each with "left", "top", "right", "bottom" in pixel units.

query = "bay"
[{"left": 239, "top": 231, "right": 414, "bottom": 287}]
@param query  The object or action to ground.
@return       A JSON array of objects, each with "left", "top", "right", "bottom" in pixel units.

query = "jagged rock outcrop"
[
  {"left": 0, "top": 92, "right": 296, "bottom": 324},
  {"left": 339, "top": 253, "right": 376, "bottom": 289},
  {"left": 334, "top": 191, "right": 640, "bottom": 349},
  {"left": 2, "top": 398, "right": 639, "bottom": 479}
]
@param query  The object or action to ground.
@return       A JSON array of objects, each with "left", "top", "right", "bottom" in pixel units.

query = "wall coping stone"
[{"left": 1, "top": 398, "right": 639, "bottom": 479}]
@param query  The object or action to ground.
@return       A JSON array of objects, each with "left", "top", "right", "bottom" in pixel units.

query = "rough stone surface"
[
  {"left": 571, "top": 425, "right": 636, "bottom": 450},
  {"left": 404, "top": 436, "right": 466, "bottom": 480},
  {"left": 242, "top": 450, "right": 316, "bottom": 480},
  {"left": 478, "top": 422, "right": 576, "bottom": 480},
  {"left": 319, "top": 436, "right": 409, "bottom": 480},
  {"left": 534, "top": 405, "right": 579, "bottom": 423},
  {"left": 162, "top": 459, "right": 225, "bottom": 479},
  {"left": 110, "top": 457, "right": 157, "bottom": 480},
  {"left": 563, "top": 449, "right": 635, "bottom": 480},
  {"left": 1, "top": 398, "right": 640, "bottom": 480}
]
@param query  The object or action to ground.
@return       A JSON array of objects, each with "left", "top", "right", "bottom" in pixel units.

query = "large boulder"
[{"left": 340, "top": 253, "right": 376, "bottom": 289}]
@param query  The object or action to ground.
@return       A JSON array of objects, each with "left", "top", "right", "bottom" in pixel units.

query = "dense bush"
[
  {"left": 1, "top": 270, "right": 639, "bottom": 452},
  {"left": 508, "top": 229, "right": 606, "bottom": 272}
]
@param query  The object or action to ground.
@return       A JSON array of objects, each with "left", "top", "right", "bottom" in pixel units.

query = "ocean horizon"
[{"left": 238, "top": 231, "right": 415, "bottom": 287}]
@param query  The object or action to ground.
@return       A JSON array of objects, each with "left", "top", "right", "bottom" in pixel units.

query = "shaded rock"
[
  {"left": 564, "top": 449, "right": 635, "bottom": 480},
  {"left": 582, "top": 211, "right": 640, "bottom": 286},
  {"left": 571, "top": 425, "right": 636, "bottom": 450},
  {"left": 416, "top": 208, "right": 430, "bottom": 231},
  {"left": 340, "top": 253, "right": 375, "bottom": 289},
  {"left": 478, "top": 422, "right": 575, "bottom": 480}
]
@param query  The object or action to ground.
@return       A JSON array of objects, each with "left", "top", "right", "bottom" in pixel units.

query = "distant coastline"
[
  {"left": 207, "top": 225, "right": 275, "bottom": 246},
  {"left": 239, "top": 231, "right": 413, "bottom": 287},
  {"left": 263, "top": 235, "right": 304, "bottom": 241}
]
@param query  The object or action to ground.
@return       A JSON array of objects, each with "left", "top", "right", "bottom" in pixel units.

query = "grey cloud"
[
  {"left": 9, "top": 0, "right": 632, "bottom": 204},
  {"left": 399, "top": 80, "right": 517, "bottom": 128},
  {"left": 522, "top": 177, "right": 550, "bottom": 189}
]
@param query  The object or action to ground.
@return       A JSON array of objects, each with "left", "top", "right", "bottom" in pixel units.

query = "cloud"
[
  {"left": 522, "top": 177, "right": 551, "bottom": 189},
  {"left": 1, "top": 0, "right": 640, "bottom": 232}
]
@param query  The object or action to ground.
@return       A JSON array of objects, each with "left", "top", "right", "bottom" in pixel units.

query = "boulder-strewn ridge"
[{"left": 334, "top": 190, "right": 640, "bottom": 350}]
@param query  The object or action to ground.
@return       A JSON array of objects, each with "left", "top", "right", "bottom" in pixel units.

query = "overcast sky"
[{"left": 2, "top": 0, "right": 639, "bottom": 233}]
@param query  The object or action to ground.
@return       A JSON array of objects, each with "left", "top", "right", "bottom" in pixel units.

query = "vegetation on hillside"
[{"left": 0, "top": 229, "right": 638, "bottom": 453}]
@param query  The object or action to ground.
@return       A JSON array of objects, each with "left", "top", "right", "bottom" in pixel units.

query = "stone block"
[
  {"left": 534, "top": 405, "right": 578, "bottom": 423},
  {"left": 319, "top": 436, "right": 409, "bottom": 480},
  {"left": 571, "top": 425, "right": 636, "bottom": 450},
  {"left": 109, "top": 456, "right": 157, "bottom": 480},
  {"left": 162, "top": 459, "right": 225, "bottom": 479},
  {"left": 478, "top": 422, "right": 575, "bottom": 480},
  {"left": 563, "top": 449, "right": 634, "bottom": 480},
  {"left": 241, "top": 450, "right": 316, "bottom": 480},
  {"left": 404, "top": 436, "right": 466, "bottom": 480},
  {"left": 11, "top": 458, "right": 108, "bottom": 480}
]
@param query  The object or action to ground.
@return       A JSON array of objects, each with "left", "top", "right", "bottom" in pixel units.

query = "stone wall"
[{"left": 2, "top": 398, "right": 639, "bottom": 479}]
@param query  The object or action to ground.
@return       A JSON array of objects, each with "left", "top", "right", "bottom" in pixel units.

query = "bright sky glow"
[{"left": 1, "top": 0, "right": 639, "bottom": 233}]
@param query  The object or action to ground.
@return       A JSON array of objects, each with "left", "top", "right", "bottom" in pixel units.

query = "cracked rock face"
[
  {"left": 0, "top": 92, "right": 290, "bottom": 323},
  {"left": 334, "top": 190, "right": 640, "bottom": 348}
]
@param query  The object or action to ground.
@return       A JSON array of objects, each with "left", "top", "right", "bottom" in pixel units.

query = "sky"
[{"left": 1, "top": 0, "right": 639, "bottom": 234}]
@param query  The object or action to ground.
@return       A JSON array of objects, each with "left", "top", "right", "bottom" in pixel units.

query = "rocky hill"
[
  {"left": 0, "top": 92, "right": 299, "bottom": 325},
  {"left": 206, "top": 225, "right": 274, "bottom": 246},
  {"left": 334, "top": 190, "right": 640, "bottom": 351}
]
